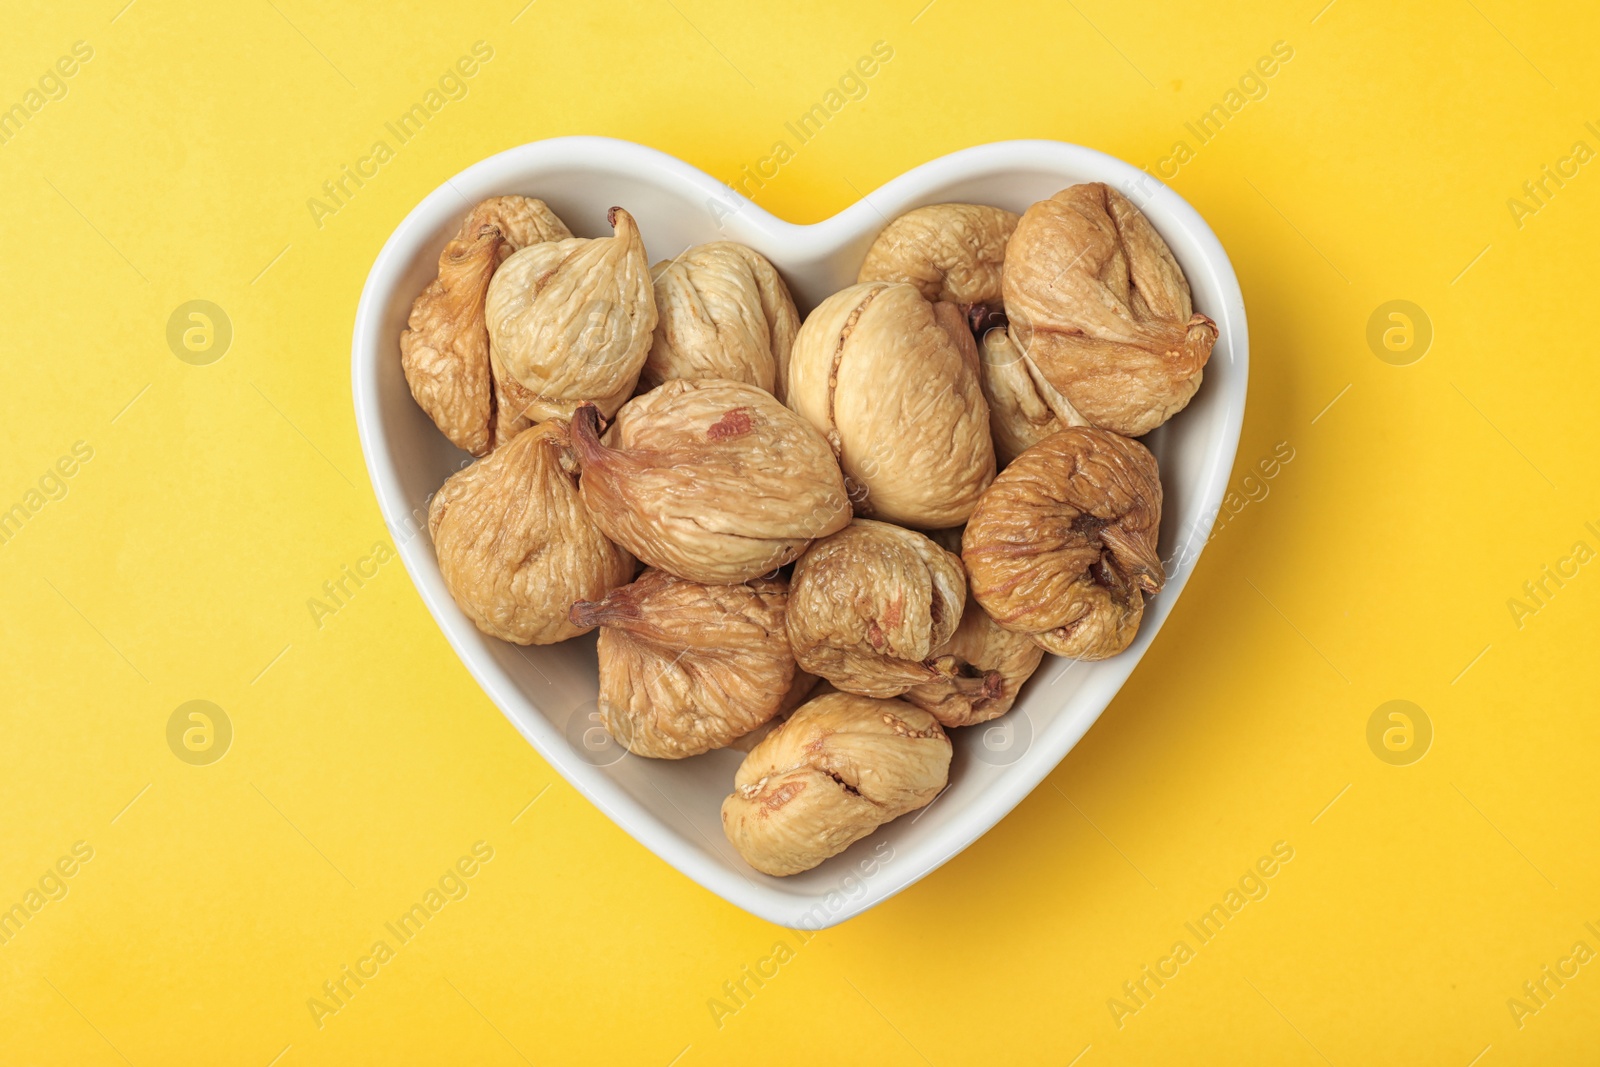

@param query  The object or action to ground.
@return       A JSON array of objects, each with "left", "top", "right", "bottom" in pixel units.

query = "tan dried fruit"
[
  {"left": 787, "top": 281, "right": 996, "bottom": 527},
  {"left": 857, "top": 203, "right": 1019, "bottom": 307},
  {"left": 572, "top": 378, "right": 852, "bottom": 583},
  {"left": 569, "top": 569, "right": 795, "bottom": 759},
  {"left": 468, "top": 195, "right": 577, "bottom": 251},
  {"left": 903, "top": 592, "right": 1045, "bottom": 727},
  {"left": 969, "top": 305, "right": 1087, "bottom": 467},
  {"left": 963, "top": 427, "right": 1164, "bottom": 660},
  {"left": 486, "top": 206, "right": 657, "bottom": 425},
  {"left": 400, "top": 196, "right": 573, "bottom": 455},
  {"left": 1003, "top": 183, "right": 1218, "bottom": 436},
  {"left": 428, "top": 419, "right": 633, "bottom": 644},
  {"left": 401, "top": 228, "right": 500, "bottom": 455},
  {"left": 643, "top": 242, "right": 800, "bottom": 402},
  {"left": 721, "top": 691, "right": 951, "bottom": 876},
  {"left": 786, "top": 520, "right": 967, "bottom": 698}
]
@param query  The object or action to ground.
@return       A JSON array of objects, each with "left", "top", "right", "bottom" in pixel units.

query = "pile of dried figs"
[{"left": 400, "top": 184, "right": 1216, "bottom": 877}]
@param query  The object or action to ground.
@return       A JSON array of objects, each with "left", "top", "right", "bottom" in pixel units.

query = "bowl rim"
[{"left": 352, "top": 135, "right": 1248, "bottom": 929}]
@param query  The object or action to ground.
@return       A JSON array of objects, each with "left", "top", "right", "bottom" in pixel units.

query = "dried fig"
[
  {"left": 486, "top": 206, "right": 657, "bottom": 425},
  {"left": 1003, "top": 183, "right": 1217, "bottom": 436},
  {"left": 720, "top": 691, "right": 951, "bottom": 876},
  {"left": 400, "top": 196, "right": 573, "bottom": 455},
  {"left": 963, "top": 427, "right": 1163, "bottom": 660},
  {"left": 572, "top": 378, "right": 851, "bottom": 583},
  {"left": 643, "top": 242, "right": 800, "bottom": 401},
  {"left": 857, "top": 203, "right": 1019, "bottom": 307},
  {"left": 969, "top": 305, "right": 1087, "bottom": 467},
  {"left": 787, "top": 281, "right": 996, "bottom": 528},
  {"left": 786, "top": 519, "right": 967, "bottom": 698},
  {"left": 903, "top": 592, "right": 1045, "bottom": 727},
  {"left": 569, "top": 569, "right": 795, "bottom": 758},
  {"left": 428, "top": 419, "right": 633, "bottom": 644},
  {"left": 468, "top": 195, "right": 577, "bottom": 251}
]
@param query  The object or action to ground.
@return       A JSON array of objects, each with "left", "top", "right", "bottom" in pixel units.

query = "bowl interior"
[{"left": 353, "top": 138, "right": 1246, "bottom": 928}]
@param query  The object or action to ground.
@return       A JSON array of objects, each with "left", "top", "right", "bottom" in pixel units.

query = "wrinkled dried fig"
[
  {"left": 486, "top": 206, "right": 657, "bottom": 424},
  {"left": 903, "top": 592, "right": 1045, "bottom": 727},
  {"left": 963, "top": 427, "right": 1163, "bottom": 660},
  {"left": 787, "top": 281, "right": 995, "bottom": 527},
  {"left": 400, "top": 196, "right": 573, "bottom": 455},
  {"left": 1003, "top": 183, "right": 1217, "bottom": 436},
  {"left": 572, "top": 378, "right": 852, "bottom": 583},
  {"left": 428, "top": 419, "right": 633, "bottom": 644},
  {"left": 569, "top": 569, "right": 795, "bottom": 758},
  {"left": 786, "top": 519, "right": 967, "bottom": 698},
  {"left": 968, "top": 305, "right": 1087, "bottom": 467},
  {"left": 858, "top": 203, "right": 1019, "bottom": 307},
  {"left": 643, "top": 242, "right": 800, "bottom": 401},
  {"left": 468, "top": 195, "right": 577, "bottom": 251},
  {"left": 721, "top": 691, "right": 951, "bottom": 876}
]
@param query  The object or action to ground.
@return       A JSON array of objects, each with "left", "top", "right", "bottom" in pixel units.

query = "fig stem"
[
  {"left": 568, "top": 590, "right": 639, "bottom": 629},
  {"left": 569, "top": 402, "right": 608, "bottom": 468},
  {"left": 569, "top": 597, "right": 613, "bottom": 628},
  {"left": 966, "top": 302, "right": 1009, "bottom": 341}
]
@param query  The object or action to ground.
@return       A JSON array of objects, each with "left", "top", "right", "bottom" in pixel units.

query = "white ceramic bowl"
[{"left": 352, "top": 137, "right": 1247, "bottom": 928}]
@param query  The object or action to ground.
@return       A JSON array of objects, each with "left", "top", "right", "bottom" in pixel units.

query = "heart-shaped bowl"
[{"left": 353, "top": 136, "right": 1246, "bottom": 928}]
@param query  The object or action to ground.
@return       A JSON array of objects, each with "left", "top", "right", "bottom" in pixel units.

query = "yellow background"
[{"left": 2, "top": 0, "right": 1596, "bottom": 1063}]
